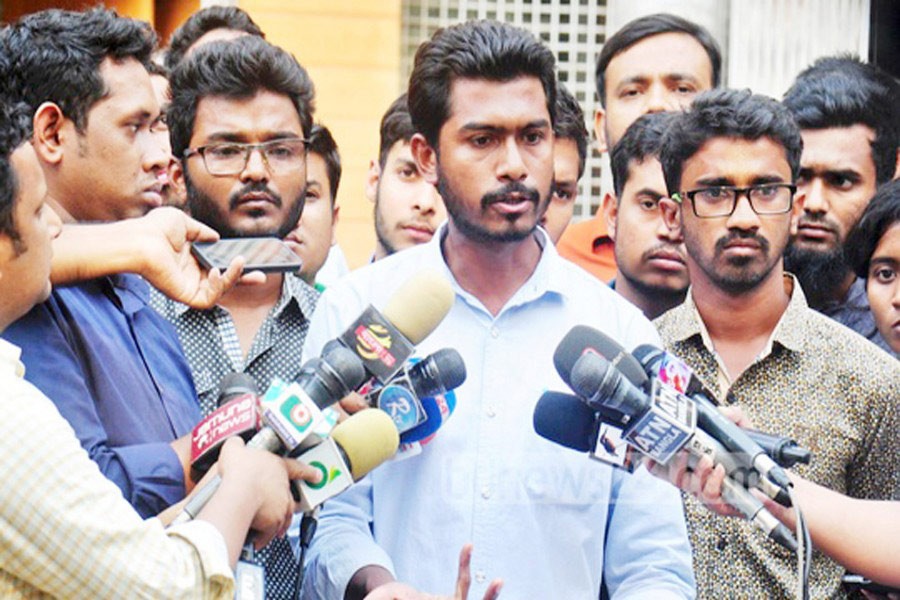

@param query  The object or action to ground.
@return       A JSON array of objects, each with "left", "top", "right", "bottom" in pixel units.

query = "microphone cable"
[
  {"left": 788, "top": 485, "right": 811, "bottom": 600},
  {"left": 293, "top": 507, "right": 320, "bottom": 600}
]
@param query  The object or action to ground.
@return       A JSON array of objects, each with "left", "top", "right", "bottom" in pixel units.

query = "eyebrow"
[
  {"left": 693, "top": 175, "right": 787, "bottom": 187},
  {"left": 460, "top": 119, "right": 551, "bottom": 133},
  {"left": 204, "top": 131, "right": 303, "bottom": 143},
  {"left": 869, "top": 256, "right": 899, "bottom": 267},
  {"left": 799, "top": 167, "right": 863, "bottom": 182}
]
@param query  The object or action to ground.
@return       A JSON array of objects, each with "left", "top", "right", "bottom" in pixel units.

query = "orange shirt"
[{"left": 557, "top": 213, "right": 616, "bottom": 282}]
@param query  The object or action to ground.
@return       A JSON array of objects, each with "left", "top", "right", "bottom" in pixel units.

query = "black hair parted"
[
  {"left": 407, "top": 20, "right": 557, "bottom": 148},
  {"left": 554, "top": 83, "right": 589, "bottom": 180},
  {"left": 846, "top": 179, "right": 900, "bottom": 279},
  {"left": 610, "top": 111, "right": 677, "bottom": 198},
  {"left": 164, "top": 5, "right": 264, "bottom": 71},
  {"left": 659, "top": 89, "right": 802, "bottom": 195},
  {"left": 0, "top": 7, "right": 155, "bottom": 132},
  {"left": 308, "top": 123, "right": 342, "bottom": 205},
  {"left": 595, "top": 13, "right": 721, "bottom": 107},
  {"left": 0, "top": 101, "right": 37, "bottom": 249},
  {"left": 783, "top": 55, "right": 900, "bottom": 185},
  {"left": 378, "top": 93, "right": 416, "bottom": 169},
  {"left": 167, "top": 36, "right": 315, "bottom": 159}
]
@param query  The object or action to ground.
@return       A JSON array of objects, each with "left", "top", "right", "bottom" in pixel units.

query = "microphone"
[
  {"left": 338, "top": 269, "right": 454, "bottom": 383},
  {"left": 171, "top": 344, "right": 368, "bottom": 525},
  {"left": 365, "top": 348, "right": 466, "bottom": 436},
  {"left": 532, "top": 391, "right": 638, "bottom": 471},
  {"left": 554, "top": 324, "right": 649, "bottom": 389},
  {"left": 745, "top": 430, "right": 811, "bottom": 468},
  {"left": 293, "top": 408, "right": 400, "bottom": 511},
  {"left": 564, "top": 354, "right": 797, "bottom": 551},
  {"left": 631, "top": 345, "right": 793, "bottom": 495},
  {"left": 189, "top": 374, "right": 262, "bottom": 482}
]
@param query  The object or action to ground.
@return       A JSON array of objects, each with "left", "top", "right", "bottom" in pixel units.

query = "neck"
[
  {"left": 441, "top": 223, "right": 542, "bottom": 317},
  {"left": 219, "top": 272, "right": 284, "bottom": 312},
  {"left": 46, "top": 194, "right": 76, "bottom": 224},
  {"left": 614, "top": 273, "right": 685, "bottom": 320},
  {"left": 691, "top": 266, "right": 789, "bottom": 344}
]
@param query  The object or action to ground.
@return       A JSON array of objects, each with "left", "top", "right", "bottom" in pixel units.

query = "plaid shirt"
[
  {"left": 151, "top": 274, "right": 318, "bottom": 599},
  {"left": 654, "top": 275, "right": 900, "bottom": 599},
  {"left": 0, "top": 339, "right": 232, "bottom": 599}
]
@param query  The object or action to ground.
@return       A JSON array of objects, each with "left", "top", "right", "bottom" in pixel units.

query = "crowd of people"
[{"left": 0, "top": 5, "right": 897, "bottom": 599}]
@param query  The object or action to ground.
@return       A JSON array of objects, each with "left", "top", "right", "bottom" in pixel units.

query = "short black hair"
[
  {"left": 783, "top": 55, "right": 900, "bottom": 185},
  {"left": 0, "top": 7, "right": 155, "bottom": 131},
  {"left": 846, "top": 179, "right": 900, "bottom": 279},
  {"left": 595, "top": 13, "right": 721, "bottom": 107},
  {"left": 164, "top": 5, "right": 264, "bottom": 71},
  {"left": 167, "top": 36, "right": 315, "bottom": 159},
  {"left": 408, "top": 20, "right": 557, "bottom": 148},
  {"left": 0, "top": 101, "right": 36, "bottom": 251},
  {"left": 660, "top": 89, "right": 802, "bottom": 195},
  {"left": 308, "top": 123, "right": 341, "bottom": 205},
  {"left": 554, "top": 83, "right": 589, "bottom": 179},
  {"left": 378, "top": 93, "right": 416, "bottom": 169},
  {"left": 611, "top": 111, "right": 676, "bottom": 197}
]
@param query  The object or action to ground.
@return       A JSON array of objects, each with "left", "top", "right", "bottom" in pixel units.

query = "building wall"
[{"left": 240, "top": 0, "right": 403, "bottom": 268}]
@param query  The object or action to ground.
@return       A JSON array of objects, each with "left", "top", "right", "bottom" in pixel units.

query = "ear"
[
  {"left": 789, "top": 188, "right": 804, "bottom": 236},
  {"left": 593, "top": 107, "right": 609, "bottom": 155},
  {"left": 659, "top": 197, "right": 683, "bottom": 238},
  {"left": 168, "top": 159, "right": 187, "bottom": 208},
  {"left": 601, "top": 191, "right": 619, "bottom": 241},
  {"left": 329, "top": 205, "right": 340, "bottom": 245},
  {"left": 365, "top": 159, "right": 380, "bottom": 203},
  {"left": 410, "top": 133, "right": 438, "bottom": 185},
  {"left": 893, "top": 147, "right": 900, "bottom": 180},
  {"left": 32, "top": 102, "right": 68, "bottom": 166}
]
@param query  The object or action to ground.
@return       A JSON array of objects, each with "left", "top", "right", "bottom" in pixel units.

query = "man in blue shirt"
[
  {"left": 0, "top": 8, "right": 202, "bottom": 517},
  {"left": 301, "top": 20, "right": 694, "bottom": 600}
]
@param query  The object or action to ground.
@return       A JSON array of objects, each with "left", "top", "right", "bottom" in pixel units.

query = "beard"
[
  {"left": 184, "top": 168, "right": 304, "bottom": 239},
  {"left": 436, "top": 169, "right": 548, "bottom": 244},
  {"left": 783, "top": 242, "right": 849, "bottom": 308},
  {"left": 686, "top": 229, "right": 778, "bottom": 295}
]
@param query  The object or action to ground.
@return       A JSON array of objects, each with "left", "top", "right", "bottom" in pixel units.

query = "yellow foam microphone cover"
[
  {"left": 382, "top": 269, "right": 454, "bottom": 345},
  {"left": 331, "top": 408, "right": 400, "bottom": 480}
]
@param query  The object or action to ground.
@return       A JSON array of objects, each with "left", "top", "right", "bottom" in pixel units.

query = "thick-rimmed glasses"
[
  {"left": 672, "top": 183, "right": 796, "bottom": 218},
  {"left": 183, "top": 139, "right": 309, "bottom": 176}
]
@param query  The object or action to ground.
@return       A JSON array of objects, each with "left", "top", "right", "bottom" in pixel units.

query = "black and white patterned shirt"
[{"left": 151, "top": 274, "right": 319, "bottom": 599}]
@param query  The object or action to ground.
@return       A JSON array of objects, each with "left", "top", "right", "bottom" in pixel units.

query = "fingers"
[
  {"left": 286, "top": 458, "right": 324, "bottom": 486},
  {"left": 183, "top": 214, "right": 220, "bottom": 243},
  {"left": 339, "top": 391, "right": 369, "bottom": 415},
  {"left": 719, "top": 405, "right": 753, "bottom": 429},
  {"left": 454, "top": 544, "right": 473, "bottom": 599},
  {"left": 218, "top": 256, "right": 247, "bottom": 291},
  {"left": 482, "top": 580, "right": 503, "bottom": 600}
]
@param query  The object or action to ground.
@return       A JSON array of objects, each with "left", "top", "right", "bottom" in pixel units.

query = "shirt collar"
[
  {"left": 170, "top": 273, "right": 317, "bottom": 319},
  {"left": 427, "top": 221, "right": 570, "bottom": 309},
  {"left": 0, "top": 338, "right": 25, "bottom": 378},
  {"left": 664, "top": 273, "right": 809, "bottom": 354}
]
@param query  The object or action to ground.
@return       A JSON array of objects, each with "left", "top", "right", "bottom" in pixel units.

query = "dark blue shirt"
[{"left": 2, "top": 274, "right": 200, "bottom": 517}]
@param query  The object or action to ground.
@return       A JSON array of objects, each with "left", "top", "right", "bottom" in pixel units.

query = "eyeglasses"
[
  {"left": 183, "top": 139, "right": 309, "bottom": 176},
  {"left": 672, "top": 183, "right": 796, "bottom": 218}
]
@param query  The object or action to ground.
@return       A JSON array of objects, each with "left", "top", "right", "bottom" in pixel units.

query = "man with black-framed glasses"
[
  {"left": 151, "top": 35, "right": 321, "bottom": 599},
  {"left": 652, "top": 89, "right": 899, "bottom": 598}
]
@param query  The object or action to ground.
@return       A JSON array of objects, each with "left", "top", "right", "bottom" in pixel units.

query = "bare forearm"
[{"left": 52, "top": 222, "right": 142, "bottom": 284}]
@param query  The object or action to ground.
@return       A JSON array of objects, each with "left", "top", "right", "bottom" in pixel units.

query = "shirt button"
[
  {"left": 475, "top": 571, "right": 486, "bottom": 583},
  {"left": 481, "top": 486, "right": 491, "bottom": 499},
  {"left": 486, "top": 405, "right": 496, "bottom": 417},
  {"left": 490, "top": 327, "right": 500, "bottom": 338}
]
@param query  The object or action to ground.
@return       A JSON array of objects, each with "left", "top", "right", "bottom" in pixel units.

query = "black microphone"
[
  {"left": 565, "top": 353, "right": 797, "bottom": 551},
  {"left": 745, "top": 430, "right": 811, "bottom": 468},
  {"left": 554, "top": 324, "right": 649, "bottom": 388},
  {"left": 533, "top": 391, "right": 638, "bottom": 471},
  {"left": 365, "top": 348, "right": 466, "bottom": 437},
  {"left": 632, "top": 345, "right": 793, "bottom": 495}
]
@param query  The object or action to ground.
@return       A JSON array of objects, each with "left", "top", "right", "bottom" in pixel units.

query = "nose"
[
  {"left": 142, "top": 129, "right": 171, "bottom": 175},
  {"left": 725, "top": 192, "right": 761, "bottom": 232},
  {"left": 645, "top": 83, "right": 677, "bottom": 114},
  {"left": 799, "top": 176, "right": 828, "bottom": 215},
  {"left": 497, "top": 136, "right": 527, "bottom": 182},
  {"left": 412, "top": 183, "right": 440, "bottom": 214},
  {"left": 240, "top": 146, "right": 269, "bottom": 182},
  {"left": 656, "top": 206, "right": 682, "bottom": 243},
  {"left": 42, "top": 204, "right": 63, "bottom": 240}
]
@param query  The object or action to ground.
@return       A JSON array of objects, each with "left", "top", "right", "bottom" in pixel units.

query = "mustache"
[
  {"left": 715, "top": 230, "right": 770, "bottom": 254},
  {"left": 481, "top": 181, "right": 541, "bottom": 209},
  {"left": 641, "top": 242, "right": 686, "bottom": 263},
  {"left": 797, "top": 212, "right": 840, "bottom": 235},
  {"left": 229, "top": 182, "right": 282, "bottom": 210}
]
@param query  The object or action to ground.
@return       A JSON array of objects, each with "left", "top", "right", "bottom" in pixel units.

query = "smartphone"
[
  {"left": 841, "top": 574, "right": 900, "bottom": 595},
  {"left": 192, "top": 237, "right": 303, "bottom": 273}
]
